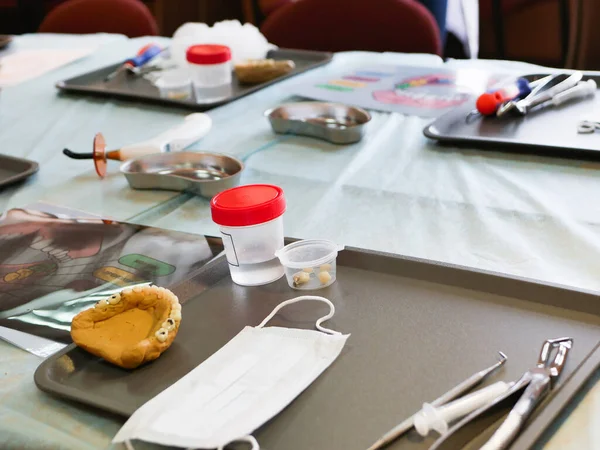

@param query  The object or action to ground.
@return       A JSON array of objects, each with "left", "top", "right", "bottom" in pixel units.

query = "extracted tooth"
[
  {"left": 155, "top": 328, "right": 168, "bottom": 342},
  {"left": 97, "top": 299, "right": 109, "bottom": 307},
  {"left": 318, "top": 271, "right": 332, "bottom": 285},
  {"left": 162, "top": 318, "right": 176, "bottom": 331},
  {"left": 170, "top": 309, "right": 182, "bottom": 321},
  {"left": 293, "top": 271, "right": 310, "bottom": 287},
  {"left": 108, "top": 294, "right": 121, "bottom": 305},
  {"left": 132, "top": 286, "right": 142, "bottom": 293}
]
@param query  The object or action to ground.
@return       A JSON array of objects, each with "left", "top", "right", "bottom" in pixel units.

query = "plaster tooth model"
[{"left": 71, "top": 285, "right": 182, "bottom": 369}]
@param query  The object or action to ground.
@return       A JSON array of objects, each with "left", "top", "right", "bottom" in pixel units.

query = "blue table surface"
[{"left": 1, "top": 33, "right": 599, "bottom": 449}]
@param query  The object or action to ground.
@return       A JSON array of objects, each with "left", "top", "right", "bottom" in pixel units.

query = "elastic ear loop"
[
  {"left": 126, "top": 435, "right": 259, "bottom": 450},
  {"left": 256, "top": 295, "right": 340, "bottom": 335},
  {"left": 217, "top": 435, "right": 259, "bottom": 450}
]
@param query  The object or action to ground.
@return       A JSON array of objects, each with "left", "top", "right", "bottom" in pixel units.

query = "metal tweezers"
[{"left": 430, "top": 337, "right": 573, "bottom": 450}]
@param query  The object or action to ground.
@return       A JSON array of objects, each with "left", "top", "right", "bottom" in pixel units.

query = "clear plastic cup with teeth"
[
  {"left": 153, "top": 70, "right": 192, "bottom": 100},
  {"left": 275, "top": 240, "right": 344, "bottom": 290}
]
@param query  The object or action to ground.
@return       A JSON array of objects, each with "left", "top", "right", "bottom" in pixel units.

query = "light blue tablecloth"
[{"left": 1, "top": 34, "right": 599, "bottom": 449}]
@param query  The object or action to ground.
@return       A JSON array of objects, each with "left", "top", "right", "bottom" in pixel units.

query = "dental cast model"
[{"left": 71, "top": 285, "right": 182, "bottom": 369}]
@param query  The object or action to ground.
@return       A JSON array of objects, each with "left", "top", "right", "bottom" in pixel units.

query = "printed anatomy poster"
[
  {"left": 0, "top": 208, "right": 216, "bottom": 341},
  {"left": 292, "top": 65, "right": 505, "bottom": 118}
]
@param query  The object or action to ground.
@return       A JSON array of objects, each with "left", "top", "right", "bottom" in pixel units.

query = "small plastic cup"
[
  {"left": 153, "top": 70, "right": 192, "bottom": 100},
  {"left": 275, "top": 240, "right": 344, "bottom": 290},
  {"left": 186, "top": 44, "right": 232, "bottom": 103},
  {"left": 211, "top": 184, "right": 286, "bottom": 286}
]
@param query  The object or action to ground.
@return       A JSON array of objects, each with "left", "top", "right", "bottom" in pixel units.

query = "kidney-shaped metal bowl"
[
  {"left": 265, "top": 102, "right": 371, "bottom": 144},
  {"left": 120, "top": 151, "right": 244, "bottom": 198}
]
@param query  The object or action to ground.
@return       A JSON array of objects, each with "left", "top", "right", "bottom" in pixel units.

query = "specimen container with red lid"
[
  {"left": 186, "top": 44, "right": 232, "bottom": 103},
  {"left": 211, "top": 184, "right": 286, "bottom": 286}
]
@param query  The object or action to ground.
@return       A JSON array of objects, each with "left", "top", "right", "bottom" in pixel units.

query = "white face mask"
[{"left": 113, "top": 295, "right": 349, "bottom": 449}]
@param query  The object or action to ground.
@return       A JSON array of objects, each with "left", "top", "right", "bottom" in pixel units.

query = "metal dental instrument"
[
  {"left": 104, "top": 43, "right": 163, "bottom": 82},
  {"left": 466, "top": 76, "right": 553, "bottom": 122},
  {"left": 366, "top": 351, "right": 508, "bottom": 450},
  {"left": 551, "top": 79, "right": 596, "bottom": 107},
  {"left": 577, "top": 119, "right": 600, "bottom": 134},
  {"left": 494, "top": 75, "right": 555, "bottom": 117},
  {"left": 497, "top": 73, "right": 583, "bottom": 117},
  {"left": 62, "top": 113, "right": 212, "bottom": 178},
  {"left": 430, "top": 337, "right": 573, "bottom": 450}
]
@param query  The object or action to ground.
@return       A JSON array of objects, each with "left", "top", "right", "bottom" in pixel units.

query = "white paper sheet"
[
  {"left": 0, "top": 325, "right": 66, "bottom": 358},
  {"left": 0, "top": 48, "right": 95, "bottom": 87}
]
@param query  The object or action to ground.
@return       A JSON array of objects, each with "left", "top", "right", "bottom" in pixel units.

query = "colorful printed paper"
[{"left": 292, "top": 65, "right": 507, "bottom": 117}]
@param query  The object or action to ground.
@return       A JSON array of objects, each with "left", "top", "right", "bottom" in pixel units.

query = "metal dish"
[
  {"left": 265, "top": 102, "right": 371, "bottom": 144},
  {"left": 0, "top": 154, "right": 39, "bottom": 189},
  {"left": 120, "top": 152, "right": 243, "bottom": 198}
]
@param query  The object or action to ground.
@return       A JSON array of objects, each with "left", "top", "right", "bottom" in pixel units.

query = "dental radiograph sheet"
[{"left": 0, "top": 208, "right": 217, "bottom": 342}]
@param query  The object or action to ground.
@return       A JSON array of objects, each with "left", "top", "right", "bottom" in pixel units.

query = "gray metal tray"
[
  {"left": 34, "top": 240, "right": 600, "bottom": 450},
  {"left": 424, "top": 73, "right": 600, "bottom": 159},
  {"left": 0, "top": 154, "right": 38, "bottom": 188},
  {"left": 56, "top": 48, "right": 332, "bottom": 110}
]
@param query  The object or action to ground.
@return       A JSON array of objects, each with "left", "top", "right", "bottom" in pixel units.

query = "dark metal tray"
[
  {"left": 56, "top": 48, "right": 332, "bottom": 110},
  {"left": 34, "top": 240, "right": 600, "bottom": 450},
  {"left": 0, "top": 154, "right": 38, "bottom": 188},
  {"left": 424, "top": 73, "right": 600, "bottom": 159}
]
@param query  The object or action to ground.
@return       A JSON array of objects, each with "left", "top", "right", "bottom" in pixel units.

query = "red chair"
[
  {"left": 38, "top": 0, "right": 158, "bottom": 38},
  {"left": 258, "top": 0, "right": 295, "bottom": 16},
  {"left": 260, "top": 0, "right": 441, "bottom": 55}
]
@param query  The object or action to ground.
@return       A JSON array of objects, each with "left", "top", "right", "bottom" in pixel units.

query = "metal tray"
[
  {"left": 0, "top": 154, "right": 38, "bottom": 188},
  {"left": 424, "top": 73, "right": 600, "bottom": 159},
  {"left": 34, "top": 240, "right": 600, "bottom": 450},
  {"left": 56, "top": 49, "right": 332, "bottom": 110}
]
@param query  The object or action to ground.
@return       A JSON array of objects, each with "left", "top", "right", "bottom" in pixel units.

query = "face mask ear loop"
[
  {"left": 256, "top": 296, "right": 340, "bottom": 335},
  {"left": 215, "top": 435, "right": 260, "bottom": 450}
]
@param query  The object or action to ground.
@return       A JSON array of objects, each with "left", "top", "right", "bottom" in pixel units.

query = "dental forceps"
[
  {"left": 497, "top": 73, "right": 583, "bottom": 117},
  {"left": 430, "top": 337, "right": 573, "bottom": 450}
]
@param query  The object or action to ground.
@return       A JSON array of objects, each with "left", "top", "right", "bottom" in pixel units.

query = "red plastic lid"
[
  {"left": 186, "top": 44, "right": 231, "bottom": 65},
  {"left": 476, "top": 92, "right": 500, "bottom": 116},
  {"left": 211, "top": 184, "right": 286, "bottom": 227}
]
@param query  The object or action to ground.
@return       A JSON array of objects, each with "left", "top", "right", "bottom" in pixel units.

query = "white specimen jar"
[
  {"left": 186, "top": 44, "right": 232, "bottom": 103},
  {"left": 211, "top": 184, "right": 286, "bottom": 286}
]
